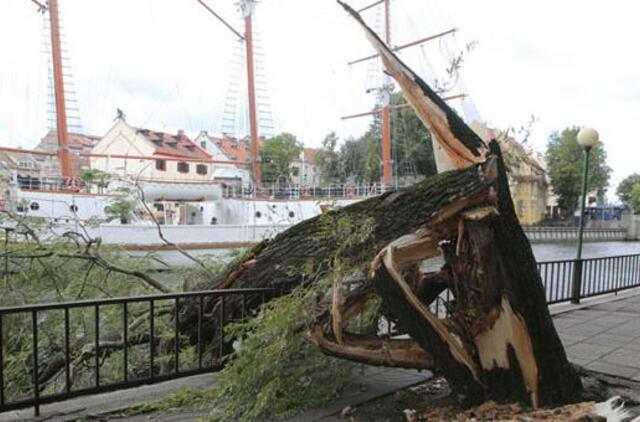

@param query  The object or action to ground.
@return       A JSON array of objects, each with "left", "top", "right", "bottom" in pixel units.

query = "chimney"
[{"left": 177, "top": 129, "right": 185, "bottom": 138}]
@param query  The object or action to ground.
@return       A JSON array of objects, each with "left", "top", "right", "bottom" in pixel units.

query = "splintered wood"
[
  {"left": 474, "top": 297, "right": 539, "bottom": 408},
  {"left": 420, "top": 400, "right": 608, "bottom": 421}
]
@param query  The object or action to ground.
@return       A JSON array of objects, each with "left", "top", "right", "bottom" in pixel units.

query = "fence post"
[{"left": 571, "top": 259, "right": 583, "bottom": 304}]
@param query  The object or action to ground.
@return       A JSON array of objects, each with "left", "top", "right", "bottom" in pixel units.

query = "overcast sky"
[{"left": 1, "top": 0, "right": 638, "bottom": 195}]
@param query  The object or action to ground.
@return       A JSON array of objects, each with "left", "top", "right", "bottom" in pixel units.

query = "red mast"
[
  {"left": 344, "top": 1, "right": 458, "bottom": 187},
  {"left": 381, "top": 0, "right": 392, "bottom": 187},
  {"left": 47, "top": 0, "right": 72, "bottom": 179},
  {"left": 244, "top": 4, "right": 261, "bottom": 186},
  {"left": 196, "top": 0, "right": 261, "bottom": 186}
]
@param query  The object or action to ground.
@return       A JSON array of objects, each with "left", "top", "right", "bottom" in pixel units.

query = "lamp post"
[{"left": 571, "top": 127, "right": 599, "bottom": 303}]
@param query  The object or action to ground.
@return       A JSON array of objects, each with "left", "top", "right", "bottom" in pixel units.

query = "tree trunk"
[
  {"left": 177, "top": 2, "right": 582, "bottom": 409},
  {"left": 370, "top": 143, "right": 581, "bottom": 407}
]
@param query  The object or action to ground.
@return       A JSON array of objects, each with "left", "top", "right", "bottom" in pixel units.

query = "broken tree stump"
[{"left": 176, "top": 1, "right": 582, "bottom": 410}]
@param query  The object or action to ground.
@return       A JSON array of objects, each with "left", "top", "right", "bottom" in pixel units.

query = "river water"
[
  {"left": 138, "top": 241, "right": 640, "bottom": 267},
  {"left": 531, "top": 241, "right": 640, "bottom": 262}
]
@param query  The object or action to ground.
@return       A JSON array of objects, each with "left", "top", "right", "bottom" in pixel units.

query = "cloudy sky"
[{"left": 1, "top": 0, "right": 638, "bottom": 194}]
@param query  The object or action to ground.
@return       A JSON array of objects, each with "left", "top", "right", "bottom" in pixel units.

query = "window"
[
  {"left": 19, "top": 161, "right": 35, "bottom": 169},
  {"left": 196, "top": 164, "right": 208, "bottom": 175},
  {"left": 291, "top": 167, "right": 300, "bottom": 177},
  {"left": 200, "top": 141, "right": 207, "bottom": 149},
  {"left": 155, "top": 159, "right": 166, "bottom": 171},
  {"left": 30, "top": 202, "right": 39, "bottom": 211},
  {"left": 177, "top": 162, "right": 189, "bottom": 173}
]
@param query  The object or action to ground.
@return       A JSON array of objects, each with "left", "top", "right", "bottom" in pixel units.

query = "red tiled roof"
[
  {"left": 204, "top": 134, "right": 264, "bottom": 162},
  {"left": 303, "top": 148, "right": 317, "bottom": 164},
  {"left": 67, "top": 132, "right": 100, "bottom": 152},
  {"left": 136, "top": 129, "right": 211, "bottom": 160},
  {"left": 35, "top": 130, "right": 100, "bottom": 177}
]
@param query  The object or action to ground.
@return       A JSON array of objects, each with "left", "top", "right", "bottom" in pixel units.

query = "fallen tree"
[{"left": 178, "top": 1, "right": 583, "bottom": 409}]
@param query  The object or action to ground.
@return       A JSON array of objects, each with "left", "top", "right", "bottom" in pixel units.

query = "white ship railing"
[
  {"left": 221, "top": 183, "right": 398, "bottom": 200},
  {"left": 12, "top": 174, "right": 404, "bottom": 201}
]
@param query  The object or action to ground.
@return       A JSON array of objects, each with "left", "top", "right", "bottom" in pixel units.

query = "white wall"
[{"left": 91, "top": 121, "right": 213, "bottom": 182}]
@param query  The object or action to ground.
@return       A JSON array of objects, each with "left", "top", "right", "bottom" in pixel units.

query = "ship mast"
[
  {"left": 381, "top": 0, "right": 392, "bottom": 187},
  {"left": 30, "top": 0, "right": 72, "bottom": 179},
  {"left": 242, "top": 1, "right": 261, "bottom": 186},
  {"left": 343, "top": 0, "right": 459, "bottom": 188},
  {"left": 197, "top": 0, "right": 261, "bottom": 186}
]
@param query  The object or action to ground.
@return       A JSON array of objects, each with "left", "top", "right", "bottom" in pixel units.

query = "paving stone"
[
  {"left": 569, "top": 310, "right": 610, "bottom": 320},
  {"left": 565, "top": 342, "right": 620, "bottom": 361},
  {"left": 601, "top": 348, "right": 640, "bottom": 369},
  {"left": 625, "top": 340, "right": 640, "bottom": 352},
  {"left": 583, "top": 333, "right": 634, "bottom": 347},
  {"left": 608, "top": 321, "right": 640, "bottom": 338},
  {"left": 553, "top": 317, "right": 587, "bottom": 329},
  {"left": 567, "top": 357, "right": 592, "bottom": 367},
  {"left": 592, "top": 303, "right": 628, "bottom": 312},
  {"left": 588, "top": 315, "right": 635, "bottom": 328},
  {"left": 559, "top": 334, "right": 587, "bottom": 347},
  {"left": 585, "top": 360, "right": 640, "bottom": 379},
  {"left": 565, "top": 323, "right": 609, "bottom": 337}
]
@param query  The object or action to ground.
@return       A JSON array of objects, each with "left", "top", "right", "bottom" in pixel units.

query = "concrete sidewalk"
[
  {"left": 0, "top": 367, "right": 431, "bottom": 421},
  {"left": 552, "top": 292, "right": 640, "bottom": 380}
]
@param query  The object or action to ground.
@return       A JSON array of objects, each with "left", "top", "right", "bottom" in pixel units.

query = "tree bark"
[{"left": 176, "top": 2, "right": 582, "bottom": 409}]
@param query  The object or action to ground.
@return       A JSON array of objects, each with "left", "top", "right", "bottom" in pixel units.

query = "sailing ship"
[{"left": 0, "top": 0, "right": 474, "bottom": 253}]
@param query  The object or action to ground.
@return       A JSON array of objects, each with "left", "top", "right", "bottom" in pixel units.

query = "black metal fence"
[
  {"left": 537, "top": 253, "right": 640, "bottom": 304},
  {"left": 0, "top": 287, "right": 278, "bottom": 416},
  {"left": 1, "top": 254, "right": 640, "bottom": 416}
]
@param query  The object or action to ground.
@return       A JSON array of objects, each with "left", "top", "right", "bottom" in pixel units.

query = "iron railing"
[
  {"left": 0, "top": 287, "right": 279, "bottom": 416},
  {"left": 524, "top": 226, "right": 627, "bottom": 242},
  {"left": 221, "top": 183, "right": 397, "bottom": 200},
  {"left": 1, "top": 254, "right": 640, "bottom": 416},
  {"left": 537, "top": 253, "right": 640, "bottom": 304}
]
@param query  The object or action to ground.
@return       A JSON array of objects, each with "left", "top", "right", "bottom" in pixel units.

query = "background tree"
[
  {"left": 260, "top": 133, "right": 303, "bottom": 185},
  {"left": 390, "top": 92, "right": 437, "bottom": 181},
  {"left": 325, "top": 93, "right": 437, "bottom": 186},
  {"left": 545, "top": 126, "right": 611, "bottom": 216},
  {"left": 340, "top": 126, "right": 381, "bottom": 184},
  {"left": 314, "top": 132, "right": 343, "bottom": 184},
  {"left": 630, "top": 184, "right": 640, "bottom": 214},
  {"left": 616, "top": 173, "right": 640, "bottom": 205}
]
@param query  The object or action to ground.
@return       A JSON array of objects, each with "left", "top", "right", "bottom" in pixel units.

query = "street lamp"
[{"left": 571, "top": 127, "right": 599, "bottom": 303}]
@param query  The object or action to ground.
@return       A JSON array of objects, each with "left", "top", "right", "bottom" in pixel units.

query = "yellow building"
[
  {"left": 500, "top": 138, "right": 547, "bottom": 224},
  {"left": 470, "top": 122, "right": 548, "bottom": 225}
]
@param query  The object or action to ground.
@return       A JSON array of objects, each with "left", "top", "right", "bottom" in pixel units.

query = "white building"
[
  {"left": 91, "top": 119, "right": 214, "bottom": 182},
  {"left": 290, "top": 148, "right": 320, "bottom": 186},
  {"left": 194, "top": 131, "right": 253, "bottom": 184}
]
